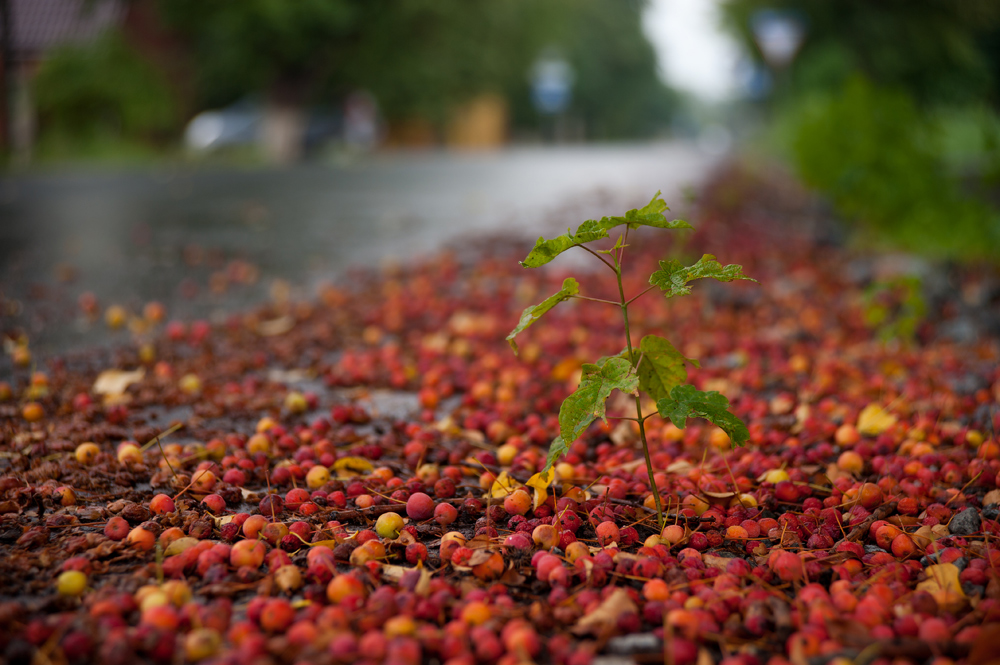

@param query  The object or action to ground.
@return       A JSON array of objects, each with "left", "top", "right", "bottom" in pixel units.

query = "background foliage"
[
  {"left": 721, "top": 0, "right": 1000, "bottom": 261},
  {"left": 32, "top": 30, "right": 177, "bottom": 159},
  {"left": 158, "top": 0, "right": 674, "bottom": 139},
  {"left": 30, "top": 0, "right": 675, "bottom": 153}
]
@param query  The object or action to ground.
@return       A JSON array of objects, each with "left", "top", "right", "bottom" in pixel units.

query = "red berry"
[{"left": 406, "top": 492, "right": 435, "bottom": 520}]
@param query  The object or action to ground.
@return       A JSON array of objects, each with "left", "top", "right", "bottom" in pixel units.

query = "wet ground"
[{"left": 0, "top": 142, "right": 715, "bottom": 360}]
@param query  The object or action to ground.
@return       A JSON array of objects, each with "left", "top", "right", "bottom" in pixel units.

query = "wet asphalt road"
[{"left": 0, "top": 141, "right": 717, "bottom": 358}]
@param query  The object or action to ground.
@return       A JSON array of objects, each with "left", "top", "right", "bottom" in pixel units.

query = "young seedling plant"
[{"left": 507, "top": 192, "right": 756, "bottom": 529}]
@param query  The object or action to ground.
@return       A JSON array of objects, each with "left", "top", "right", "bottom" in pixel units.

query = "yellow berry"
[
  {"left": 117, "top": 443, "right": 143, "bottom": 464},
  {"left": 284, "top": 391, "right": 308, "bottom": 413},
  {"left": 496, "top": 444, "right": 518, "bottom": 466},
  {"left": 375, "top": 512, "right": 405, "bottom": 539},
  {"left": 57, "top": 571, "right": 87, "bottom": 596},
  {"left": 105, "top": 305, "right": 127, "bottom": 329},
  {"left": 185, "top": 628, "right": 221, "bottom": 661},
  {"left": 179, "top": 374, "right": 202, "bottom": 395},
  {"left": 306, "top": 465, "right": 330, "bottom": 490},
  {"left": 763, "top": 469, "right": 789, "bottom": 484},
  {"left": 75, "top": 442, "right": 100, "bottom": 465}
]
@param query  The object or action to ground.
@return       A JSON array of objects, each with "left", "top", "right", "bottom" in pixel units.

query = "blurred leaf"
[
  {"left": 572, "top": 587, "right": 637, "bottom": 635},
  {"left": 332, "top": 456, "right": 374, "bottom": 478},
  {"left": 257, "top": 316, "right": 295, "bottom": 337},
  {"left": 165, "top": 537, "right": 200, "bottom": 556},
  {"left": 857, "top": 403, "right": 897, "bottom": 436},
  {"left": 507, "top": 278, "right": 578, "bottom": 354},
  {"left": 94, "top": 368, "right": 145, "bottom": 396},
  {"left": 309, "top": 540, "right": 340, "bottom": 549},
  {"left": 917, "top": 563, "right": 968, "bottom": 612}
]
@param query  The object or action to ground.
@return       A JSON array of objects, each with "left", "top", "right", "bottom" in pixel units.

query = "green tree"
[
  {"left": 339, "top": 0, "right": 533, "bottom": 125},
  {"left": 551, "top": 0, "right": 674, "bottom": 139},
  {"left": 159, "top": 0, "right": 674, "bottom": 139},
  {"left": 721, "top": 0, "right": 1000, "bottom": 106},
  {"left": 157, "top": 0, "right": 357, "bottom": 108}
]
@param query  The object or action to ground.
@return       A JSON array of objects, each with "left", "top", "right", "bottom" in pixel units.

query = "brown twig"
[{"left": 838, "top": 501, "right": 897, "bottom": 544}]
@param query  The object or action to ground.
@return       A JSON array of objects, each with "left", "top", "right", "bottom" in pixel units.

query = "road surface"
[{"left": 0, "top": 141, "right": 718, "bottom": 358}]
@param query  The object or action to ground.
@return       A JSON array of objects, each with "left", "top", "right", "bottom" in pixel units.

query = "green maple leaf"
[
  {"left": 557, "top": 356, "right": 638, "bottom": 451},
  {"left": 650, "top": 254, "right": 755, "bottom": 298},
  {"left": 636, "top": 334, "right": 699, "bottom": 403},
  {"left": 656, "top": 384, "right": 749, "bottom": 447},
  {"left": 543, "top": 356, "right": 640, "bottom": 472},
  {"left": 521, "top": 192, "right": 691, "bottom": 268},
  {"left": 506, "top": 278, "right": 579, "bottom": 355},
  {"left": 542, "top": 435, "right": 568, "bottom": 474}
]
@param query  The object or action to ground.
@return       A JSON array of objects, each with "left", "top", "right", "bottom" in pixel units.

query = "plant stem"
[
  {"left": 577, "top": 244, "right": 617, "bottom": 272},
  {"left": 625, "top": 284, "right": 658, "bottom": 306},
  {"left": 569, "top": 294, "right": 620, "bottom": 306},
  {"left": 614, "top": 259, "right": 664, "bottom": 531},
  {"left": 618, "top": 227, "right": 630, "bottom": 267}
]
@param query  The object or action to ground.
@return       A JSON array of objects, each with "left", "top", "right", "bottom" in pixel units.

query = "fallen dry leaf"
[
  {"left": 309, "top": 539, "right": 340, "bottom": 549},
  {"left": 572, "top": 588, "right": 638, "bottom": 636},
  {"left": 332, "top": 456, "right": 374, "bottom": 478},
  {"left": 499, "top": 567, "right": 526, "bottom": 586},
  {"left": 489, "top": 471, "right": 522, "bottom": 498},
  {"left": 93, "top": 368, "right": 145, "bottom": 401},
  {"left": 389, "top": 530, "right": 417, "bottom": 547},
  {"left": 466, "top": 549, "right": 498, "bottom": 567},
  {"left": 916, "top": 563, "right": 968, "bottom": 613},
  {"left": 525, "top": 467, "right": 556, "bottom": 511},
  {"left": 703, "top": 554, "right": 732, "bottom": 571},
  {"left": 825, "top": 462, "right": 854, "bottom": 482},
  {"left": 466, "top": 534, "right": 495, "bottom": 550},
  {"left": 609, "top": 420, "right": 638, "bottom": 446},
  {"left": 666, "top": 460, "right": 695, "bottom": 475},
  {"left": 164, "top": 537, "right": 201, "bottom": 556},
  {"left": 256, "top": 315, "right": 295, "bottom": 336},
  {"left": 415, "top": 565, "right": 433, "bottom": 596},
  {"left": 379, "top": 564, "right": 409, "bottom": 582},
  {"left": 911, "top": 525, "right": 943, "bottom": 550},
  {"left": 857, "top": 403, "right": 897, "bottom": 436}
]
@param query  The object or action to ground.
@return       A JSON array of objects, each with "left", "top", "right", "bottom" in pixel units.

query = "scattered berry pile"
[{"left": 1, "top": 165, "right": 999, "bottom": 665}]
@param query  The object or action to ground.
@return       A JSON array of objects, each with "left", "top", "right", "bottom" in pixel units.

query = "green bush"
[
  {"left": 33, "top": 30, "right": 177, "bottom": 152},
  {"left": 790, "top": 75, "right": 999, "bottom": 260}
]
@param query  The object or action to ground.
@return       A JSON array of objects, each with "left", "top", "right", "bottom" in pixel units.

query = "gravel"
[{"left": 949, "top": 507, "right": 982, "bottom": 536}]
